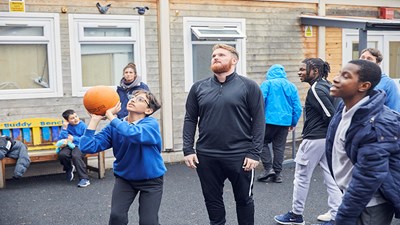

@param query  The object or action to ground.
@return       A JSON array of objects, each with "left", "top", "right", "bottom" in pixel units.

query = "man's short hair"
[
  {"left": 361, "top": 48, "right": 383, "bottom": 63},
  {"left": 348, "top": 59, "right": 381, "bottom": 94},
  {"left": 212, "top": 44, "right": 239, "bottom": 60},
  {"left": 62, "top": 109, "right": 76, "bottom": 121}
]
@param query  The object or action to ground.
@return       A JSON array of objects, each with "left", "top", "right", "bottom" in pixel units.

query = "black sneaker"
[
  {"left": 257, "top": 168, "right": 276, "bottom": 182},
  {"left": 274, "top": 211, "right": 305, "bottom": 225},
  {"left": 273, "top": 173, "right": 283, "bottom": 183}
]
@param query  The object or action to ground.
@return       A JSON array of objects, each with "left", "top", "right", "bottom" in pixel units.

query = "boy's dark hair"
[
  {"left": 302, "top": 58, "right": 331, "bottom": 81},
  {"left": 62, "top": 109, "right": 76, "bottom": 120},
  {"left": 348, "top": 59, "right": 382, "bottom": 95},
  {"left": 361, "top": 48, "right": 383, "bottom": 64},
  {"left": 132, "top": 90, "right": 161, "bottom": 116}
]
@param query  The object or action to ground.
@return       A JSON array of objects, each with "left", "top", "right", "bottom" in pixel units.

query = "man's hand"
[
  {"left": 184, "top": 154, "right": 199, "bottom": 169},
  {"left": 242, "top": 157, "right": 259, "bottom": 171}
]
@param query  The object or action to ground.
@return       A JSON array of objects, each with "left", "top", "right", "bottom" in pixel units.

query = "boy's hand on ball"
[
  {"left": 90, "top": 113, "right": 105, "bottom": 122},
  {"left": 105, "top": 102, "right": 121, "bottom": 120}
]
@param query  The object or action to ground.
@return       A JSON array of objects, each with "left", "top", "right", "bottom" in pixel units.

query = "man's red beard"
[{"left": 211, "top": 61, "right": 232, "bottom": 74}]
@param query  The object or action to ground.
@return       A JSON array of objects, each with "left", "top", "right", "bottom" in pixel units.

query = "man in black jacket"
[
  {"left": 182, "top": 44, "right": 265, "bottom": 225},
  {"left": 274, "top": 58, "right": 342, "bottom": 225}
]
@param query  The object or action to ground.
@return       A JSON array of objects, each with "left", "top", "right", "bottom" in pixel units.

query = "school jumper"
[{"left": 58, "top": 120, "right": 89, "bottom": 180}]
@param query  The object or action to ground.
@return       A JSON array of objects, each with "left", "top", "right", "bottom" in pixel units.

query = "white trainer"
[{"left": 317, "top": 211, "right": 331, "bottom": 222}]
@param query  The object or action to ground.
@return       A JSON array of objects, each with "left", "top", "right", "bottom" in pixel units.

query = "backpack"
[{"left": 0, "top": 135, "right": 14, "bottom": 152}]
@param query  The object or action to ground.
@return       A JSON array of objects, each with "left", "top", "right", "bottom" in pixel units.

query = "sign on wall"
[
  {"left": 304, "top": 26, "right": 312, "bottom": 38},
  {"left": 9, "top": 0, "right": 25, "bottom": 12}
]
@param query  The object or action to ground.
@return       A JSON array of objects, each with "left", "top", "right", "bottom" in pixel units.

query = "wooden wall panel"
[{"left": 325, "top": 27, "right": 342, "bottom": 82}]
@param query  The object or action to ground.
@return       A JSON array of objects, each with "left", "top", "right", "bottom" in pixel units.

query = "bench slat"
[
  {"left": 1, "top": 129, "right": 11, "bottom": 137},
  {"left": 12, "top": 128, "right": 21, "bottom": 141}
]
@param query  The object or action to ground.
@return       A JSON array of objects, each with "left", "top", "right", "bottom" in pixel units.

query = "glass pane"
[
  {"left": 351, "top": 41, "right": 377, "bottom": 60},
  {"left": 84, "top": 28, "right": 131, "bottom": 37},
  {"left": 0, "top": 44, "right": 49, "bottom": 89},
  {"left": 0, "top": 26, "right": 43, "bottom": 36},
  {"left": 389, "top": 41, "right": 400, "bottom": 79},
  {"left": 198, "top": 29, "right": 240, "bottom": 35},
  {"left": 81, "top": 44, "right": 134, "bottom": 87},
  {"left": 192, "top": 44, "right": 235, "bottom": 82},
  {"left": 193, "top": 44, "right": 214, "bottom": 82}
]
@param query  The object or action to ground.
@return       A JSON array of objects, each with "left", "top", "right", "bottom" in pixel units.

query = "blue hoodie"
[
  {"left": 375, "top": 73, "right": 400, "bottom": 112},
  {"left": 260, "top": 64, "right": 302, "bottom": 127},
  {"left": 79, "top": 117, "right": 166, "bottom": 181}
]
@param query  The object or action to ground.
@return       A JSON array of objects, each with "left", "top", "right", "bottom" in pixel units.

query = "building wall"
[
  {"left": 0, "top": 1, "right": 159, "bottom": 127},
  {"left": 169, "top": 0, "right": 317, "bottom": 150},
  {"left": 2, "top": 0, "right": 396, "bottom": 155}
]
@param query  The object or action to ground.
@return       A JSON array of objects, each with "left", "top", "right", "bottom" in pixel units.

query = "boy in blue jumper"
[
  {"left": 58, "top": 109, "right": 90, "bottom": 187},
  {"left": 359, "top": 48, "right": 400, "bottom": 112},
  {"left": 80, "top": 90, "right": 166, "bottom": 225},
  {"left": 325, "top": 59, "right": 400, "bottom": 225}
]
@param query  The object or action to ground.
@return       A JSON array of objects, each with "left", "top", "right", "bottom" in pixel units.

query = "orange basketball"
[{"left": 83, "top": 86, "right": 120, "bottom": 116}]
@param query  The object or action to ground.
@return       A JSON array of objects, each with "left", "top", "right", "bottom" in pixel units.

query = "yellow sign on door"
[
  {"left": 9, "top": 0, "right": 25, "bottom": 12},
  {"left": 305, "top": 26, "right": 312, "bottom": 38}
]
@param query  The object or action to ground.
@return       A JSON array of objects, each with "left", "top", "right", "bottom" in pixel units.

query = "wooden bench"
[{"left": 0, "top": 118, "right": 105, "bottom": 188}]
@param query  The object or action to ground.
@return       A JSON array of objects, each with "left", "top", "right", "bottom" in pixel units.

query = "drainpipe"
[
  {"left": 158, "top": 0, "right": 174, "bottom": 151},
  {"left": 318, "top": 0, "right": 326, "bottom": 60}
]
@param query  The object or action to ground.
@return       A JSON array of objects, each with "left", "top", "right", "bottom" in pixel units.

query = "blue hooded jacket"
[
  {"left": 260, "top": 64, "right": 302, "bottom": 127},
  {"left": 375, "top": 73, "right": 400, "bottom": 112},
  {"left": 79, "top": 117, "right": 166, "bottom": 181},
  {"left": 326, "top": 90, "right": 400, "bottom": 225}
]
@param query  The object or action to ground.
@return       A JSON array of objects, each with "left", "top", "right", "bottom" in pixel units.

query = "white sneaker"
[{"left": 317, "top": 211, "right": 331, "bottom": 221}]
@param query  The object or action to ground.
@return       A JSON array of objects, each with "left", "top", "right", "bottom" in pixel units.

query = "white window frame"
[
  {"left": 191, "top": 26, "right": 246, "bottom": 40},
  {"left": 0, "top": 13, "right": 62, "bottom": 100},
  {"left": 68, "top": 14, "right": 146, "bottom": 97},
  {"left": 183, "top": 17, "right": 246, "bottom": 92}
]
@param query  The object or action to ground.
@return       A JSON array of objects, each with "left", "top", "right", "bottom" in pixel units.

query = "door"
[
  {"left": 343, "top": 30, "right": 400, "bottom": 90},
  {"left": 384, "top": 36, "right": 400, "bottom": 90}
]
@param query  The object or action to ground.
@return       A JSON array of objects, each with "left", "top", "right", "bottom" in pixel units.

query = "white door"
[
  {"left": 384, "top": 36, "right": 400, "bottom": 90},
  {"left": 342, "top": 31, "right": 383, "bottom": 64},
  {"left": 343, "top": 30, "right": 400, "bottom": 90}
]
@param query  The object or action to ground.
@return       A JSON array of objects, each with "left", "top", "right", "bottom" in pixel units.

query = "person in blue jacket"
[
  {"left": 257, "top": 64, "right": 302, "bottom": 183},
  {"left": 116, "top": 62, "right": 150, "bottom": 119},
  {"left": 360, "top": 48, "right": 400, "bottom": 112},
  {"left": 326, "top": 59, "right": 400, "bottom": 225},
  {"left": 58, "top": 109, "right": 90, "bottom": 187},
  {"left": 80, "top": 89, "right": 165, "bottom": 225}
]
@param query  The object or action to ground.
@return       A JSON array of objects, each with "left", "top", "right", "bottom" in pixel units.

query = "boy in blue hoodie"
[
  {"left": 257, "top": 64, "right": 302, "bottom": 183},
  {"left": 58, "top": 109, "right": 90, "bottom": 187},
  {"left": 80, "top": 90, "right": 166, "bottom": 225},
  {"left": 325, "top": 59, "right": 400, "bottom": 225}
]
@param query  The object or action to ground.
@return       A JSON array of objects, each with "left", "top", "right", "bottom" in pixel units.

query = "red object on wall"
[{"left": 379, "top": 7, "right": 394, "bottom": 20}]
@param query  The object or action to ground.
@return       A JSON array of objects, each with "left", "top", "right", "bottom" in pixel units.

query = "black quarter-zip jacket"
[{"left": 183, "top": 72, "right": 265, "bottom": 161}]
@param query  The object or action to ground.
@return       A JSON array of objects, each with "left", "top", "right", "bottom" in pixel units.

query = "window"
[
  {"left": 0, "top": 13, "right": 62, "bottom": 99},
  {"left": 183, "top": 17, "right": 246, "bottom": 92},
  {"left": 69, "top": 14, "right": 146, "bottom": 96}
]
